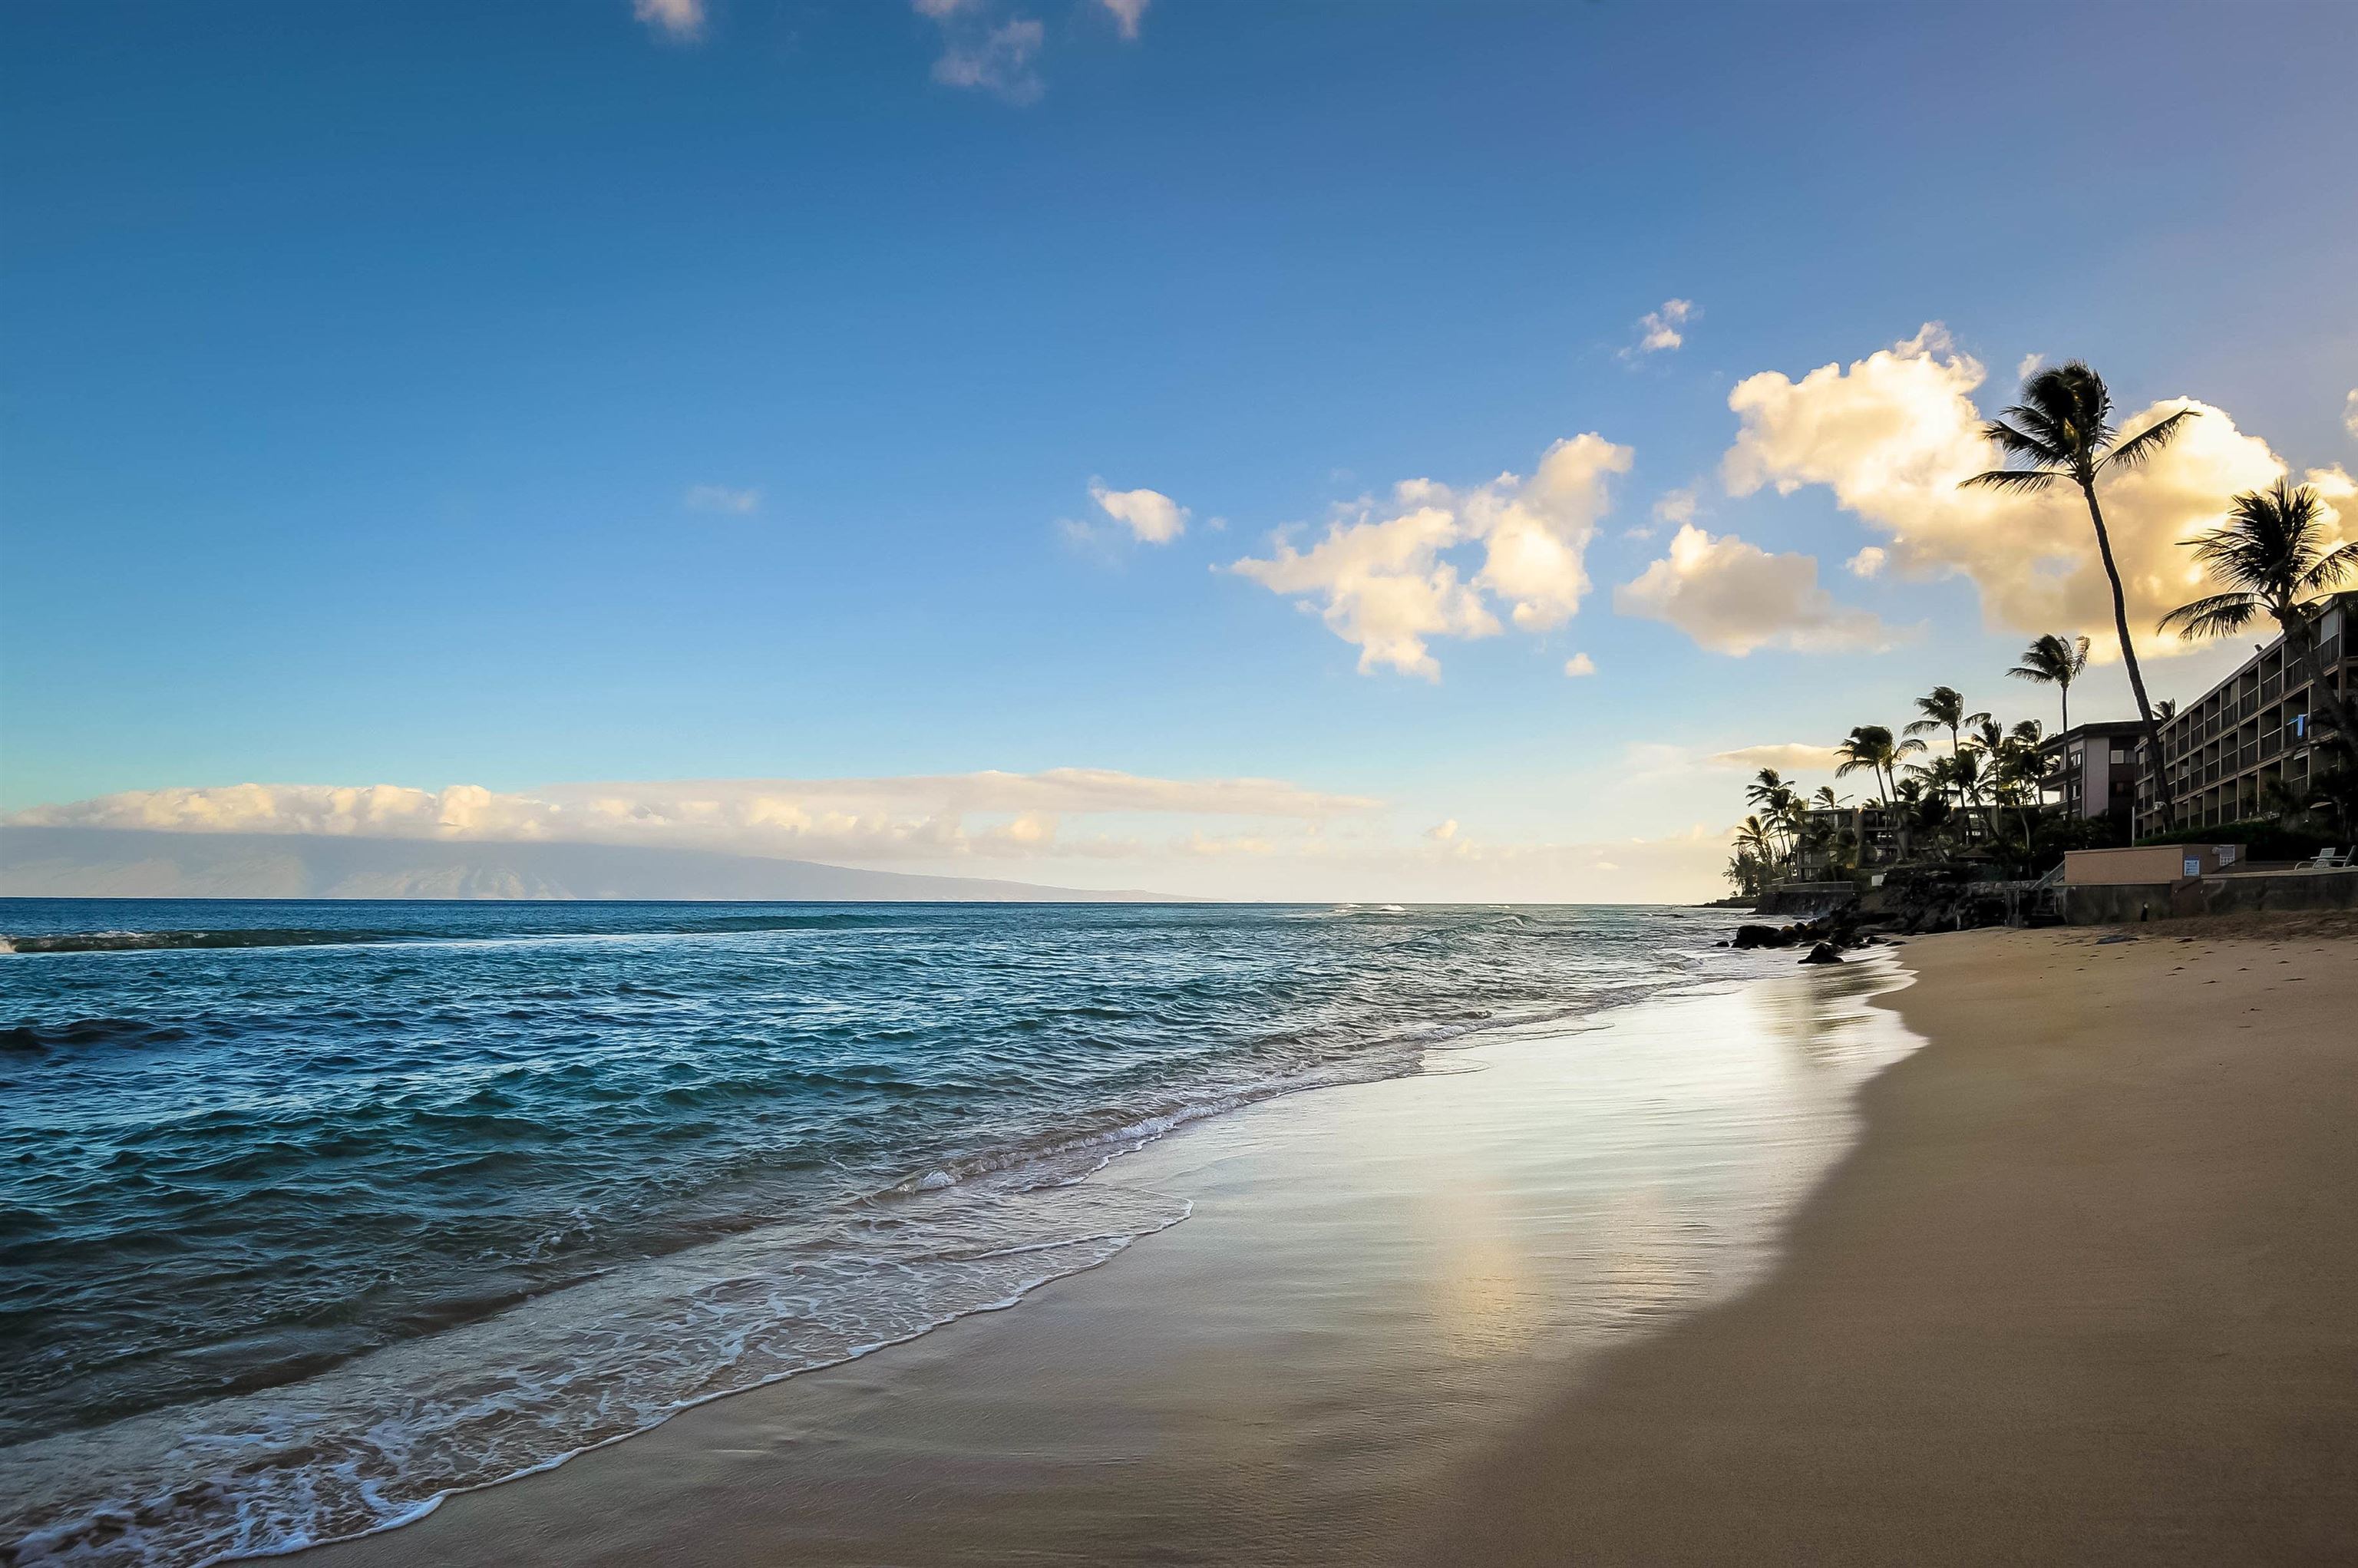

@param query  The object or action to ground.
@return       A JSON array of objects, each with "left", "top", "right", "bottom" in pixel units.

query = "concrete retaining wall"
[{"left": 2059, "top": 869, "right": 2358, "bottom": 925}]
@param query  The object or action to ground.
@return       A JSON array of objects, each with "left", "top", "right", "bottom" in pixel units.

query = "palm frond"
[
  {"left": 2102, "top": 407, "right": 2197, "bottom": 471},
  {"left": 1981, "top": 414, "right": 2064, "bottom": 466},
  {"left": 1960, "top": 466, "right": 2062, "bottom": 494},
  {"left": 2156, "top": 589, "right": 2259, "bottom": 640},
  {"left": 2296, "top": 540, "right": 2358, "bottom": 596}
]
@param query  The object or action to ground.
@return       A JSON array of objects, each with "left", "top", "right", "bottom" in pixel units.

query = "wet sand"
[
  {"left": 302, "top": 959, "right": 1918, "bottom": 1566},
  {"left": 306, "top": 919, "right": 2358, "bottom": 1566}
]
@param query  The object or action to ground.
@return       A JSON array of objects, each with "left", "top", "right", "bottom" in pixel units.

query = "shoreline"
[
  {"left": 298, "top": 957, "right": 1917, "bottom": 1566},
  {"left": 292, "top": 917, "right": 2358, "bottom": 1562}
]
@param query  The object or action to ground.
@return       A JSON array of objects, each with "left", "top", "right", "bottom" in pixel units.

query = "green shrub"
[{"left": 2134, "top": 819, "right": 2334, "bottom": 860}]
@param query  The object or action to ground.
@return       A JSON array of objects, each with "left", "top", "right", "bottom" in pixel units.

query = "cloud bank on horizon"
[{"left": 5, "top": 773, "right": 1745, "bottom": 904}]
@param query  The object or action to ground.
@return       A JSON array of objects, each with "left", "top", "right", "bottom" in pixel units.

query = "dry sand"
[
  {"left": 303, "top": 917, "right": 2358, "bottom": 1566},
  {"left": 1416, "top": 915, "right": 2358, "bottom": 1565}
]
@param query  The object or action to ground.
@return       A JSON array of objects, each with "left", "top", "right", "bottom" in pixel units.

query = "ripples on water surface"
[{"left": 0, "top": 898, "right": 1765, "bottom": 1565}]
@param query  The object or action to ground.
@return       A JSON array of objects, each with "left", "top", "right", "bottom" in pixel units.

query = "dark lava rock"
[{"left": 1799, "top": 942, "right": 1844, "bottom": 965}]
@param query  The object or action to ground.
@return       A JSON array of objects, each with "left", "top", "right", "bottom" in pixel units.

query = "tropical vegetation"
[
  {"left": 1721, "top": 382, "right": 2358, "bottom": 899},
  {"left": 1722, "top": 684, "right": 2050, "bottom": 894}
]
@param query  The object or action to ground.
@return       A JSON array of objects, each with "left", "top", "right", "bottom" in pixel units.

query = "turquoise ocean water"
[{"left": 0, "top": 899, "right": 1768, "bottom": 1565}]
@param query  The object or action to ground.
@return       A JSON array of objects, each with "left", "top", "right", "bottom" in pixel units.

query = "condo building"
[
  {"left": 2132, "top": 591, "right": 2356, "bottom": 837},
  {"left": 2040, "top": 719, "right": 2147, "bottom": 823}
]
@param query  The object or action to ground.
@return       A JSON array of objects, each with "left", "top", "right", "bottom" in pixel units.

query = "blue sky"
[{"left": 5, "top": 1, "right": 2356, "bottom": 899}]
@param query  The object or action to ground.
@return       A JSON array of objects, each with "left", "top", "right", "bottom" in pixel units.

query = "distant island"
[{"left": 0, "top": 827, "right": 1174, "bottom": 902}]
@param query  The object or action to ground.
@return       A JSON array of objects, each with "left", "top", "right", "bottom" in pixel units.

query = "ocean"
[{"left": 0, "top": 899, "right": 1774, "bottom": 1566}]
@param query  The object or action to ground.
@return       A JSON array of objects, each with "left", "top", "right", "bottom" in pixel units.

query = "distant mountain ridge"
[{"left": 0, "top": 828, "right": 1173, "bottom": 902}]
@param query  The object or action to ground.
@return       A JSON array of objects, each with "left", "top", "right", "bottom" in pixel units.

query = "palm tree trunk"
[
  {"left": 2079, "top": 480, "right": 2175, "bottom": 833},
  {"left": 1881, "top": 763, "right": 1912, "bottom": 861},
  {"left": 2279, "top": 608, "right": 2358, "bottom": 776}
]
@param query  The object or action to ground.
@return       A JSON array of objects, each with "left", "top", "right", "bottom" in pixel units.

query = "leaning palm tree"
[
  {"left": 1965, "top": 363, "right": 2195, "bottom": 829},
  {"left": 1744, "top": 767, "right": 1799, "bottom": 863},
  {"left": 1735, "top": 815, "right": 1779, "bottom": 883},
  {"left": 2157, "top": 479, "right": 2358, "bottom": 774},
  {"left": 2008, "top": 632, "right": 2090, "bottom": 738},
  {"left": 1903, "top": 685, "right": 1986, "bottom": 758},
  {"left": 1834, "top": 725, "right": 1897, "bottom": 806}
]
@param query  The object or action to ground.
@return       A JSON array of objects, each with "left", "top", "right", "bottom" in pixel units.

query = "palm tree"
[
  {"left": 1835, "top": 724, "right": 1925, "bottom": 860},
  {"left": 1987, "top": 728, "right": 2047, "bottom": 850},
  {"left": 2157, "top": 479, "right": 2358, "bottom": 774},
  {"left": 1835, "top": 725, "right": 1897, "bottom": 805},
  {"left": 1744, "top": 767, "right": 1800, "bottom": 865},
  {"left": 1965, "top": 363, "right": 2195, "bottom": 829},
  {"left": 1904, "top": 685, "right": 1987, "bottom": 759},
  {"left": 1735, "top": 814, "right": 1778, "bottom": 882},
  {"left": 1947, "top": 744, "right": 1996, "bottom": 844},
  {"left": 2008, "top": 632, "right": 2090, "bottom": 738}
]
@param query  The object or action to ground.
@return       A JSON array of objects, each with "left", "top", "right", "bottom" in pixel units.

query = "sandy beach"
[
  {"left": 300, "top": 919, "right": 2358, "bottom": 1566},
  {"left": 1418, "top": 916, "right": 2358, "bottom": 1565}
]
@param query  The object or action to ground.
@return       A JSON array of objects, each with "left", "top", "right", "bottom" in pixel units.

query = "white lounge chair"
[{"left": 2297, "top": 846, "right": 2353, "bottom": 870}]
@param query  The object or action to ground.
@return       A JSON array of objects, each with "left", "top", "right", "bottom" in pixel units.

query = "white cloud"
[
  {"left": 8, "top": 770, "right": 1382, "bottom": 868},
  {"left": 9, "top": 772, "right": 1763, "bottom": 899},
  {"left": 1227, "top": 434, "right": 1630, "bottom": 678},
  {"left": 1846, "top": 545, "right": 1887, "bottom": 578},
  {"left": 1615, "top": 523, "right": 1897, "bottom": 657},
  {"left": 1228, "top": 497, "right": 1496, "bottom": 679},
  {"left": 1088, "top": 480, "right": 1188, "bottom": 543},
  {"left": 1097, "top": 0, "right": 1148, "bottom": 38},
  {"left": 1564, "top": 652, "right": 1597, "bottom": 677},
  {"left": 926, "top": 10, "right": 1045, "bottom": 104},
  {"left": 632, "top": 0, "right": 703, "bottom": 39},
  {"left": 1623, "top": 299, "right": 1695, "bottom": 359},
  {"left": 1709, "top": 743, "right": 1847, "bottom": 773},
  {"left": 1627, "top": 485, "right": 1697, "bottom": 542},
  {"left": 1468, "top": 434, "right": 1632, "bottom": 629},
  {"left": 2345, "top": 389, "right": 2358, "bottom": 441},
  {"left": 684, "top": 484, "right": 760, "bottom": 515},
  {"left": 2016, "top": 352, "right": 2042, "bottom": 380},
  {"left": 1722, "top": 324, "right": 2313, "bottom": 657}
]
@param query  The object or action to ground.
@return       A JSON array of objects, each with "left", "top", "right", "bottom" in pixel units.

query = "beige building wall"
[{"left": 2063, "top": 845, "right": 2226, "bottom": 886}]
